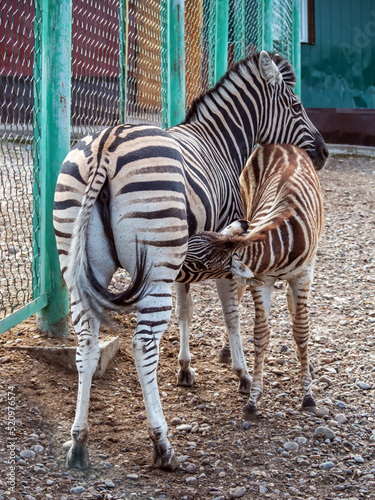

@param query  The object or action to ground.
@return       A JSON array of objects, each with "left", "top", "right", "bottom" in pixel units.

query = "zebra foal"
[
  {"left": 184, "top": 144, "right": 324, "bottom": 418},
  {"left": 54, "top": 52, "right": 328, "bottom": 470}
]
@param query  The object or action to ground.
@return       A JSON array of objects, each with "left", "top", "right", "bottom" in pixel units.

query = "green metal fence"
[{"left": 0, "top": 0, "right": 300, "bottom": 335}]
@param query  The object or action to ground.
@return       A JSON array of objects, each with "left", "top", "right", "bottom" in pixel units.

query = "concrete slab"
[{"left": 6, "top": 337, "right": 120, "bottom": 378}]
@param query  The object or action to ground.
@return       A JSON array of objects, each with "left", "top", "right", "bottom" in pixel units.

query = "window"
[{"left": 300, "top": 0, "right": 315, "bottom": 44}]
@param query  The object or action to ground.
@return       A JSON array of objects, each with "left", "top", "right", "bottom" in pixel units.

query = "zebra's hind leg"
[
  {"left": 175, "top": 283, "right": 195, "bottom": 387},
  {"left": 286, "top": 274, "right": 316, "bottom": 413},
  {"left": 216, "top": 279, "right": 251, "bottom": 394},
  {"left": 243, "top": 283, "right": 273, "bottom": 420},
  {"left": 67, "top": 293, "right": 101, "bottom": 469},
  {"left": 133, "top": 290, "right": 179, "bottom": 470}
]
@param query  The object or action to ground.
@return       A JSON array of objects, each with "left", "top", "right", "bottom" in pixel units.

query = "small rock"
[
  {"left": 185, "top": 463, "right": 197, "bottom": 474},
  {"left": 243, "top": 422, "right": 250, "bottom": 430},
  {"left": 126, "top": 474, "right": 139, "bottom": 480},
  {"left": 297, "top": 457, "right": 310, "bottom": 466},
  {"left": 105, "top": 480, "right": 115, "bottom": 488},
  {"left": 336, "top": 401, "right": 346, "bottom": 409},
  {"left": 218, "top": 471, "right": 226, "bottom": 478},
  {"left": 0, "top": 356, "right": 11, "bottom": 364},
  {"left": 178, "top": 455, "right": 189, "bottom": 463},
  {"left": 259, "top": 485, "right": 268, "bottom": 494},
  {"left": 283, "top": 441, "right": 299, "bottom": 451},
  {"left": 313, "top": 426, "right": 336, "bottom": 440},
  {"left": 229, "top": 486, "right": 247, "bottom": 498},
  {"left": 316, "top": 407, "right": 330, "bottom": 418},
  {"left": 295, "top": 436, "right": 307, "bottom": 445},
  {"left": 31, "top": 445, "right": 44, "bottom": 453},
  {"left": 319, "top": 376, "right": 333, "bottom": 386},
  {"left": 356, "top": 382, "right": 372, "bottom": 390},
  {"left": 20, "top": 450, "right": 35, "bottom": 459},
  {"left": 334, "top": 413, "right": 348, "bottom": 424},
  {"left": 176, "top": 424, "right": 192, "bottom": 432},
  {"left": 62, "top": 440, "right": 73, "bottom": 450},
  {"left": 70, "top": 486, "right": 86, "bottom": 494},
  {"left": 280, "top": 345, "right": 288, "bottom": 353},
  {"left": 319, "top": 461, "right": 335, "bottom": 470},
  {"left": 185, "top": 476, "right": 197, "bottom": 486},
  {"left": 354, "top": 455, "right": 364, "bottom": 463},
  {"left": 171, "top": 417, "right": 182, "bottom": 426},
  {"left": 137, "top": 413, "right": 146, "bottom": 420}
]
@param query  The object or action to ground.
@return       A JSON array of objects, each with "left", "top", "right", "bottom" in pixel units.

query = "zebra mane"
[{"left": 184, "top": 52, "right": 296, "bottom": 124}]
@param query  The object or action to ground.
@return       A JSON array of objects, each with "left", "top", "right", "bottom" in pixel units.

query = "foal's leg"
[
  {"left": 287, "top": 272, "right": 316, "bottom": 412},
  {"left": 175, "top": 282, "right": 195, "bottom": 386},
  {"left": 243, "top": 283, "right": 273, "bottom": 419},
  {"left": 216, "top": 279, "right": 251, "bottom": 394}
]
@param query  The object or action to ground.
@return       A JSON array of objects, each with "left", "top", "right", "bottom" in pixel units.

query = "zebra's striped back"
[{"left": 238, "top": 144, "right": 324, "bottom": 279}]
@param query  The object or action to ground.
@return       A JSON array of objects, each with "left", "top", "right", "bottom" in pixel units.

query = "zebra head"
[
  {"left": 257, "top": 51, "right": 328, "bottom": 170},
  {"left": 185, "top": 226, "right": 261, "bottom": 286}
]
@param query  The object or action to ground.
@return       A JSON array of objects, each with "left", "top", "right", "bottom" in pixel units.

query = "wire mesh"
[
  {"left": 127, "top": 0, "right": 163, "bottom": 126},
  {"left": 272, "top": 0, "right": 294, "bottom": 62},
  {"left": 0, "top": 0, "right": 298, "bottom": 328},
  {"left": 0, "top": 0, "right": 40, "bottom": 320},
  {"left": 185, "top": 0, "right": 211, "bottom": 109}
]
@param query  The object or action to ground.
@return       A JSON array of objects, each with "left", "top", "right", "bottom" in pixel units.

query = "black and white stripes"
[{"left": 53, "top": 51, "right": 328, "bottom": 470}]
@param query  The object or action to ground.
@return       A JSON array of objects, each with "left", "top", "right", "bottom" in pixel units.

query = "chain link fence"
[
  {"left": 0, "top": 0, "right": 41, "bottom": 322},
  {"left": 0, "top": 0, "right": 299, "bottom": 333}
]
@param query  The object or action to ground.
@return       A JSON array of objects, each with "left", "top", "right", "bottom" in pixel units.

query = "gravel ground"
[{"left": 0, "top": 153, "right": 374, "bottom": 500}]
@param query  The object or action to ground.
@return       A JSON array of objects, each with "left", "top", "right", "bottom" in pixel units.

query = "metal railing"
[{"left": 0, "top": 0, "right": 300, "bottom": 335}]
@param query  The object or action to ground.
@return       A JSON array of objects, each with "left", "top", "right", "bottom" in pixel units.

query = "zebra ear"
[
  {"left": 259, "top": 51, "right": 282, "bottom": 86},
  {"left": 220, "top": 219, "right": 249, "bottom": 236}
]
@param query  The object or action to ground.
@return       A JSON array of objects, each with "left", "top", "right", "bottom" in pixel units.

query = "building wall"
[
  {"left": 301, "top": 0, "right": 375, "bottom": 109},
  {"left": 301, "top": 0, "right": 375, "bottom": 145}
]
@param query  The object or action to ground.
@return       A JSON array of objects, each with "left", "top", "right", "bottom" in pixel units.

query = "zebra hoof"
[
  {"left": 218, "top": 347, "right": 231, "bottom": 364},
  {"left": 243, "top": 402, "right": 258, "bottom": 421},
  {"left": 66, "top": 442, "right": 89, "bottom": 469},
  {"left": 238, "top": 375, "right": 252, "bottom": 394},
  {"left": 153, "top": 443, "right": 179, "bottom": 471},
  {"left": 301, "top": 395, "right": 316, "bottom": 413},
  {"left": 177, "top": 367, "right": 195, "bottom": 387}
]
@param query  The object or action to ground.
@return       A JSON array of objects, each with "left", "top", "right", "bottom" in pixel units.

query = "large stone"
[{"left": 7, "top": 338, "right": 119, "bottom": 378}]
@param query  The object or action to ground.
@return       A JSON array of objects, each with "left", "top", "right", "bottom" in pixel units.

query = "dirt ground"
[{"left": 0, "top": 153, "right": 374, "bottom": 500}]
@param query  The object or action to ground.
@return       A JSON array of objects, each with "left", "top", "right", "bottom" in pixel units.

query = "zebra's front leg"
[
  {"left": 287, "top": 276, "right": 316, "bottom": 412},
  {"left": 218, "top": 282, "right": 247, "bottom": 364},
  {"left": 67, "top": 297, "right": 101, "bottom": 468},
  {"left": 244, "top": 284, "right": 272, "bottom": 419},
  {"left": 216, "top": 279, "right": 251, "bottom": 394},
  {"left": 133, "top": 292, "right": 179, "bottom": 470},
  {"left": 175, "top": 282, "right": 195, "bottom": 387}
]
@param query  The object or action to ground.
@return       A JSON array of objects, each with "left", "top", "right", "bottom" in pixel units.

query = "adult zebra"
[{"left": 54, "top": 51, "right": 328, "bottom": 470}]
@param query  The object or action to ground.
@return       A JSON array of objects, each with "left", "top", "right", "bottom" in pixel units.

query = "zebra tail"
[{"left": 66, "top": 166, "right": 149, "bottom": 320}]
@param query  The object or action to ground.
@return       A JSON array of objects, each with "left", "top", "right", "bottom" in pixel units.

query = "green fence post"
[
  {"left": 234, "top": 0, "right": 245, "bottom": 62},
  {"left": 37, "top": 0, "right": 71, "bottom": 335},
  {"left": 215, "top": 0, "right": 229, "bottom": 81},
  {"left": 263, "top": 0, "right": 273, "bottom": 51},
  {"left": 293, "top": 0, "right": 301, "bottom": 97},
  {"left": 119, "top": 0, "right": 129, "bottom": 123},
  {"left": 167, "top": 0, "right": 185, "bottom": 127}
]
